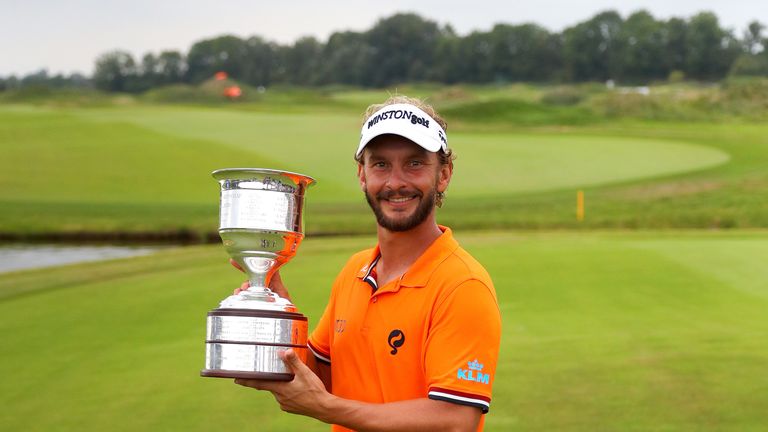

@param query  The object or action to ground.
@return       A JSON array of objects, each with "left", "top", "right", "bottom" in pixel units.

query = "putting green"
[{"left": 449, "top": 133, "right": 728, "bottom": 196}]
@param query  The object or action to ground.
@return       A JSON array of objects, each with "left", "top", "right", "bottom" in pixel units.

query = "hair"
[{"left": 356, "top": 95, "right": 456, "bottom": 207}]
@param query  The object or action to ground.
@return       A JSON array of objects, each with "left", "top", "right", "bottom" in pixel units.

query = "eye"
[
  {"left": 408, "top": 159, "right": 424, "bottom": 167},
  {"left": 371, "top": 161, "right": 387, "bottom": 169}
]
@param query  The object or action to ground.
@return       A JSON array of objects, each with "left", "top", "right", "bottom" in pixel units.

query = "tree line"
[{"left": 2, "top": 10, "right": 767, "bottom": 93}]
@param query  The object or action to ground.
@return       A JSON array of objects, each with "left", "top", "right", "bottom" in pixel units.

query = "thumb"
[{"left": 280, "top": 348, "right": 304, "bottom": 372}]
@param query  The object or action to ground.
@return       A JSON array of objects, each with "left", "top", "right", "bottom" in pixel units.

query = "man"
[{"left": 234, "top": 96, "right": 501, "bottom": 432}]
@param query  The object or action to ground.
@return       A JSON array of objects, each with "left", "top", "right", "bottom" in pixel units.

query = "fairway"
[
  {"left": 0, "top": 104, "right": 747, "bottom": 235},
  {"left": 1, "top": 231, "right": 767, "bottom": 431}
]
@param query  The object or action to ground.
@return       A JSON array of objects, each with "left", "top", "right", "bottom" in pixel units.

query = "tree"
[
  {"left": 20, "top": 69, "right": 50, "bottom": 87},
  {"left": 451, "top": 30, "right": 495, "bottom": 83},
  {"left": 428, "top": 25, "right": 461, "bottom": 83},
  {"left": 619, "top": 10, "right": 669, "bottom": 82},
  {"left": 685, "top": 12, "right": 740, "bottom": 80},
  {"left": 282, "top": 36, "right": 322, "bottom": 85},
  {"left": 488, "top": 23, "right": 562, "bottom": 82},
  {"left": 82, "top": 10, "right": 757, "bottom": 90},
  {"left": 663, "top": 17, "right": 688, "bottom": 77},
  {"left": 138, "top": 53, "right": 159, "bottom": 90},
  {"left": 5, "top": 76, "right": 20, "bottom": 90},
  {"left": 730, "top": 21, "right": 768, "bottom": 77},
  {"left": 93, "top": 50, "right": 138, "bottom": 92},
  {"left": 157, "top": 50, "right": 186, "bottom": 84},
  {"left": 364, "top": 13, "right": 445, "bottom": 86},
  {"left": 743, "top": 21, "right": 765, "bottom": 54},
  {"left": 241, "top": 36, "right": 279, "bottom": 86},
  {"left": 562, "top": 10, "right": 625, "bottom": 81},
  {"left": 316, "top": 31, "right": 373, "bottom": 85},
  {"left": 186, "top": 35, "right": 248, "bottom": 83},
  {"left": 67, "top": 73, "right": 91, "bottom": 88}
]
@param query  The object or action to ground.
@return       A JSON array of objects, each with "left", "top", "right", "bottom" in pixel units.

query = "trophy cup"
[{"left": 201, "top": 168, "right": 315, "bottom": 380}]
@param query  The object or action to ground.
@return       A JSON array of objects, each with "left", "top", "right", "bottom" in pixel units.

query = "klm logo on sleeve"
[{"left": 457, "top": 359, "right": 490, "bottom": 385}]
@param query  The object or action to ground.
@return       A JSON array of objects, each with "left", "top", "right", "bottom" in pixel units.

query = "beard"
[{"left": 365, "top": 186, "right": 437, "bottom": 232}]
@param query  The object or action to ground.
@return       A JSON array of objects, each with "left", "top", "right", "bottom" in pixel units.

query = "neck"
[{"left": 375, "top": 215, "right": 443, "bottom": 283}]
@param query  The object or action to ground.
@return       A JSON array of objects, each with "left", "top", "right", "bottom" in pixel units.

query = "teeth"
[{"left": 390, "top": 197, "right": 413, "bottom": 203}]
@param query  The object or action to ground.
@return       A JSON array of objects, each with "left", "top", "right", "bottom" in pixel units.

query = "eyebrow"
[{"left": 367, "top": 148, "right": 430, "bottom": 161}]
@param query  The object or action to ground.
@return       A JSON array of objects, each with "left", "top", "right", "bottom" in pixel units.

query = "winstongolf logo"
[
  {"left": 457, "top": 359, "right": 490, "bottom": 384},
  {"left": 367, "top": 109, "right": 431, "bottom": 129}
]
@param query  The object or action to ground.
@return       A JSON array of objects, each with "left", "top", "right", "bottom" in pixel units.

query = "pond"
[{"left": 0, "top": 244, "right": 159, "bottom": 273}]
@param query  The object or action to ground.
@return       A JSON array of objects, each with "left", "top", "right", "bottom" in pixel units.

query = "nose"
[{"left": 385, "top": 165, "right": 408, "bottom": 191}]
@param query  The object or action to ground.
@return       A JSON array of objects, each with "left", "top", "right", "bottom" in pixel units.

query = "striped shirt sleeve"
[{"left": 425, "top": 279, "right": 501, "bottom": 413}]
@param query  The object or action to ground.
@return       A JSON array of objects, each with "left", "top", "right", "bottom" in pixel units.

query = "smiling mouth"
[{"left": 387, "top": 196, "right": 416, "bottom": 203}]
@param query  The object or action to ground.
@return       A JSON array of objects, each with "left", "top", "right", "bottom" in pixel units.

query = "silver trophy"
[{"left": 201, "top": 168, "right": 315, "bottom": 380}]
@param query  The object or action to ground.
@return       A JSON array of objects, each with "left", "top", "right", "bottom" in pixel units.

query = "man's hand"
[
  {"left": 235, "top": 349, "right": 335, "bottom": 420},
  {"left": 230, "top": 258, "right": 292, "bottom": 301},
  {"left": 235, "top": 349, "right": 480, "bottom": 432}
]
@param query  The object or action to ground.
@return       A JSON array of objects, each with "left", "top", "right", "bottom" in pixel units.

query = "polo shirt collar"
[{"left": 355, "top": 225, "right": 459, "bottom": 288}]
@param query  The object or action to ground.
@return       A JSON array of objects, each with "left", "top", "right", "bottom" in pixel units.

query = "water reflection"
[{"left": 0, "top": 245, "right": 158, "bottom": 273}]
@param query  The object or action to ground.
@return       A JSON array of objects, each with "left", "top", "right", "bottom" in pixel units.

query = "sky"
[{"left": 1, "top": 0, "right": 766, "bottom": 77}]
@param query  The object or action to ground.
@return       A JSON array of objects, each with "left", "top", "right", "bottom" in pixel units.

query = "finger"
[
  {"left": 271, "top": 271, "right": 283, "bottom": 285},
  {"left": 235, "top": 378, "right": 278, "bottom": 392},
  {"left": 230, "top": 258, "right": 245, "bottom": 273},
  {"left": 279, "top": 349, "right": 305, "bottom": 373},
  {"left": 233, "top": 280, "right": 250, "bottom": 295},
  {"left": 234, "top": 378, "right": 260, "bottom": 389}
]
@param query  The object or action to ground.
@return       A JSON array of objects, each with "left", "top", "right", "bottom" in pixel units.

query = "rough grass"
[{"left": 1, "top": 231, "right": 767, "bottom": 431}]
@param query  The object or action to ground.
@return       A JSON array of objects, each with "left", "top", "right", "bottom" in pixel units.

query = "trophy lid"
[{"left": 212, "top": 168, "right": 316, "bottom": 189}]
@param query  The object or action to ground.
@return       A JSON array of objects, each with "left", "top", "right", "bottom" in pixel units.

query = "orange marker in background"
[
  {"left": 223, "top": 86, "right": 242, "bottom": 99},
  {"left": 577, "top": 190, "right": 585, "bottom": 222}
]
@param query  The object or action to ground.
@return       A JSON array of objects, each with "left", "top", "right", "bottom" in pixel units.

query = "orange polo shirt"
[{"left": 308, "top": 226, "right": 501, "bottom": 432}]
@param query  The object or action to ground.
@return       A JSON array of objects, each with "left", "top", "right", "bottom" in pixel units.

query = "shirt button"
[{"left": 372, "top": 297, "right": 378, "bottom": 303}]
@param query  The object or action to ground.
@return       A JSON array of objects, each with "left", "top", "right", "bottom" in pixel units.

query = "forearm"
[
  {"left": 236, "top": 351, "right": 480, "bottom": 431},
  {"left": 319, "top": 396, "right": 480, "bottom": 432}
]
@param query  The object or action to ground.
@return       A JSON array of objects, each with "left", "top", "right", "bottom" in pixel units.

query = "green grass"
[
  {"left": 3, "top": 101, "right": 765, "bottom": 236},
  {"left": 2, "top": 83, "right": 766, "bottom": 432},
  {"left": 1, "top": 231, "right": 767, "bottom": 431}
]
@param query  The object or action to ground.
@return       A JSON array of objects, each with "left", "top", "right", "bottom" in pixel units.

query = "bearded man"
[{"left": 234, "top": 96, "right": 501, "bottom": 432}]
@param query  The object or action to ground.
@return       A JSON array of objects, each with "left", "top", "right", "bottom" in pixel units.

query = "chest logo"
[
  {"left": 334, "top": 319, "right": 347, "bottom": 333},
  {"left": 387, "top": 329, "right": 405, "bottom": 355}
]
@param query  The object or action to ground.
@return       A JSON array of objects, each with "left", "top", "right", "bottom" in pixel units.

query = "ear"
[
  {"left": 357, "top": 163, "right": 366, "bottom": 191},
  {"left": 437, "top": 160, "right": 453, "bottom": 193}
]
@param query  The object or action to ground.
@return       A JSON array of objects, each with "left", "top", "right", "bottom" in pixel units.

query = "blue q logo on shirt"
[{"left": 457, "top": 359, "right": 490, "bottom": 385}]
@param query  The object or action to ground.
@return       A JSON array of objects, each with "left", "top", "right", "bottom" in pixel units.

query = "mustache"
[{"left": 376, "top": 188, "right": 423, "bottom": 200}]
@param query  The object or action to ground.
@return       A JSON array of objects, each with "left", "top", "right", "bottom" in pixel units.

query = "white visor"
[{"left": 357, "top": 103, "right": 448, "bottom": 157}]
